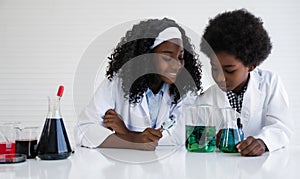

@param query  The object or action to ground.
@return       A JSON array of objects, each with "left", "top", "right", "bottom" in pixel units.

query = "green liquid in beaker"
[
  {"left": 219, "top": 128, "right": 241, "bottom": 153},
  {"left": 185, "top": 125, "right": 216, "bottom": 152}
]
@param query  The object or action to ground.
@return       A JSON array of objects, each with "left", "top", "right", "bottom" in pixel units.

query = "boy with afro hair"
[{"left": 199, "top": 9, "right": 293, "bottom": 156}]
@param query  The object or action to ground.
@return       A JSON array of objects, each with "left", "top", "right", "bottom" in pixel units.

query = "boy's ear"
[{"left": 248, "top": 65, "right": 256, "bottom": 72}]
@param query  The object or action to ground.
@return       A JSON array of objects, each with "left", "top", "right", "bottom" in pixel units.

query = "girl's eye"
[{"left": 162, "top": 57, "right": 172, "bottom": 62}]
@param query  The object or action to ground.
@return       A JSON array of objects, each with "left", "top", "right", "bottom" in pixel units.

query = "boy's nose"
[{"left": 213, "top": 71, "right": 226, "bottom": 84}]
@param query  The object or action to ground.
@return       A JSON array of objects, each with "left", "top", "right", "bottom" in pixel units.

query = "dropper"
[
  {"left": 52, "top": 85, "right": 64, "bottom": 114},
  {"left": 57, "top": 85, "right": 64, "bottom": 99}
]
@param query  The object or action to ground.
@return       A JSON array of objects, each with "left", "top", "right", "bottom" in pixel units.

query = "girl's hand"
[
  {"left": 103, "top": 110, "right": 162, "bottom": 151},
  {"left": 139, "top": 128, "right": 162, "bottom": 143},
  {"left": 100, "top": 128, "right": 163, "bottom": 151},
  {"left": 103, "top": 109, "right": 129, "bottom": 135},
  {"left": 236, "top": 136, "right": 267, "bottom": 156},
  {"left": 122, "top": 128, "right": 162, "bottom": 150},
  {"left": 136, "top": 128, "right": 162, "bottom": 150}
]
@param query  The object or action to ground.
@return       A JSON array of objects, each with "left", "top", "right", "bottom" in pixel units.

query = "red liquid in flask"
[{"left": 0, "top": 142, "right": 16, "bottom": 156}]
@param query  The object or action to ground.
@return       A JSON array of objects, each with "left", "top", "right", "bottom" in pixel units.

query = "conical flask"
[
  {"left": 218, "top": 107, "right": 242, "bottom": 153},
  {"left": 37, "top": 86, "right": 72, "bottom": 160}
]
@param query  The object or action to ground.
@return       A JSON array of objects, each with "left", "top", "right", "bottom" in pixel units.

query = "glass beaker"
[
  {"left": 16, "top": 126, "right": 39, "bottom": 159},
  {"left": 0, "top": 122, "right": 18, "bottom": 155},
  {"left": 184, "top": 104, "right": 216, "bottom": 152},
  {"left": 37, "top": 95, "right": 72, "bottom": 160},
  {"left": 218, "top": 107, "right": 242, "bottom": 153}
]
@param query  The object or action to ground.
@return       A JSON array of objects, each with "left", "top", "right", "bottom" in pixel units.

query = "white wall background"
[{"left": 0, "top": 0, "right": 299, "bottom": 147}]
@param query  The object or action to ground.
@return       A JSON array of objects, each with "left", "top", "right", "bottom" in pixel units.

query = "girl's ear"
[
  {"left": 248, "top": 65, "right": 256, "bottom": 72},
  {"left": 180, "top": 59, "right": 185, "bottom": 68}
]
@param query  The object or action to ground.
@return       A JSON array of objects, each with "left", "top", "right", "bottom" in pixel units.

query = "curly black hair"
[
  {"left": 106, "top": 18, "right": 203, "bottom": 104},
  {"left": 200, "top": 9, "right": 272, "bottom": 67}
]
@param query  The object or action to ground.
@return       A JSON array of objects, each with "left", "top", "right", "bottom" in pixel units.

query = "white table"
[{"left": 0, "top": 145, "right": 299, "bottom": 179}]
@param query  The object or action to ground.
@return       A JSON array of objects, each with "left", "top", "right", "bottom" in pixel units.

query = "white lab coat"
[
  {"left": 75, "top": 77, "right": 185, "bottom": 148},
  {"left": 194, "top": 68, "right": 293, "bottom": 152}
]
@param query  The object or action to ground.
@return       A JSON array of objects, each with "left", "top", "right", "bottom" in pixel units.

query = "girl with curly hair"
[
  {"left": 199, "top": 9, "right": 293, "bottom": 156},
  {"left": 76, "top": 18, "right": 203, "bottom": 150}
]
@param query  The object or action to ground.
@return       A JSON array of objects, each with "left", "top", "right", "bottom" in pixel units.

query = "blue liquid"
[
  {"left": 238, "top": 128, "right": 244, "bottom": 141},
  {"left": 219, "top": 128, "right": 241, "bottom": 153},
  {"left": 37, "top": 118, "right": 72, "bottom": 160}
]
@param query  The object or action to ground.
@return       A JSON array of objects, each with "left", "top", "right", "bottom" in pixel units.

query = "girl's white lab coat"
[
  {"left": 75, "top": 78, "right": 185, "bottom": 148},
  {"left": 195, "top": 68, "right": 293, "bottom": 152}
]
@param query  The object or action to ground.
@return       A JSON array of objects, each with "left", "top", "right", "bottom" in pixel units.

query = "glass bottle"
[
  {"left": 218, "top": 108, "right": 242, "bottom": 153},
  {"left": 37, "top": 86, "right": 72, "bottom": 160}
]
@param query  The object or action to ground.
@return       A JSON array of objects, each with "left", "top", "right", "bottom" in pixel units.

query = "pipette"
[{"left": 160, "top": 115, "right": 176, "bottom": 132}]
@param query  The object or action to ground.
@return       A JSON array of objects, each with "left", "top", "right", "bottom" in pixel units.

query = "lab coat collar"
[{"left": 145, "top": 83, "right": 167, "bottom": 97}]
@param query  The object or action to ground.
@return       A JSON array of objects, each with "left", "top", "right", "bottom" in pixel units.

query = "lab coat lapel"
[
  {"left": 156, "top": 85, "right": 171, "bottom": 128},
  {"left": 140, "top": 93, "right": 150, "bottom": 119},
  {"left": 241, "top": 70, "right": 263, "bottom": 128},
  {"left": 129, "top": 92, "right": 151, "bottom": 126}
]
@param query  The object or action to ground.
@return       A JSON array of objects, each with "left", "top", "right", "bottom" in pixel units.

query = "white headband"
[{"left": 150, "top": 27, "right": 182, "bottom": 49}]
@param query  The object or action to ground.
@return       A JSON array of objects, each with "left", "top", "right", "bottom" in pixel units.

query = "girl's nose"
[{"left": 169, "top": 58, "right": 183, "bottom": 70}]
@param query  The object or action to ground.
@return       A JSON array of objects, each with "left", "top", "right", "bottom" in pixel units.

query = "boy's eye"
[{"left": 225, "top": 70, "right": 236, "bottom": 74}]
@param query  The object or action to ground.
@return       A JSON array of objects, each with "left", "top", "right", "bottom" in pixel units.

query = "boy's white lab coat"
[
  {"left": 75, "top": 78, "right": 185, "bottom": 148},
  {"left": 195, "top": 68, "right": 293, "bottom": 152}
]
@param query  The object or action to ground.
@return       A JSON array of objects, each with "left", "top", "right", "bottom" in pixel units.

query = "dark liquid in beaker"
[
  {"left": 37, "top": 118, "right": 71, "bottom": 160},
  {"left": 219, "top": 128, "right": 241, "bottom": 153},
  {"left": 185, "top": 125, "right": 216, "bottom": 152},
  {"left": 16, "top": 139, "right": 37, "bottom": 159}
]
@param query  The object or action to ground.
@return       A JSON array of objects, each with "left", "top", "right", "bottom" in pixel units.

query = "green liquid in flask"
[{"left": 185, "top": 125, "right": 216, "bottom": 152}]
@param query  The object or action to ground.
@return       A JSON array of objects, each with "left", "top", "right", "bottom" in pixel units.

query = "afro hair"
[{"left": 200, "top": 9, "right": 272, "bottom": 67}]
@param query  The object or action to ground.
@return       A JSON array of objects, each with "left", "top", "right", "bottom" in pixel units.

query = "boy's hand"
[
  {"left": 103, "top": 109, "right": 129, "bottom": 135},
  {"left": 236, "top": 136, "right": 267, "bottom": 156}
]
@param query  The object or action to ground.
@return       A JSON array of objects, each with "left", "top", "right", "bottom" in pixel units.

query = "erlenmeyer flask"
[
  {"left": 218, "top": 107, "right": 242, "bottom": 153},
  {"left": 37, "top": 86, "right": 72, "bottom": 160}
]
